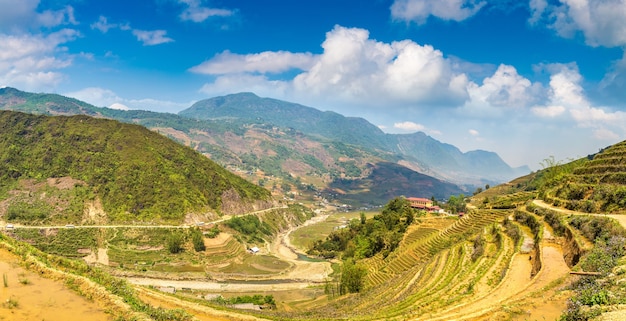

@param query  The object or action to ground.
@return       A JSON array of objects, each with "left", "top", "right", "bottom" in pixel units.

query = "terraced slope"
[
  {"left": 543, "top": 140, "right": 626, "bottom": 213},
  {"left": 298, "top": 210, "right": 512, "bottom": 320},
  {"left": 365, "top": 210, "right": 508, "bottom": 288}
]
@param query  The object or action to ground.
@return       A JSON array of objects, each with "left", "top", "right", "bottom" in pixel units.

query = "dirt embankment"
[{"left": 562, "top": 227, "right": 584, "bottom": 267}]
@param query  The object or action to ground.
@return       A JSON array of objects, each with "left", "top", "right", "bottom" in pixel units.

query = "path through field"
[
  {"left": 533, "top": 200, "right": 626, "bottom": 229},
  {"left": 421, "top": 228, "right": 570, "bottom": 320}
]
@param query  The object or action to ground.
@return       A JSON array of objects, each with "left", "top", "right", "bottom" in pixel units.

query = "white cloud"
[
  {"left": 196, "top": 25, "right": 470, "bottom": 108},
  {"left": 109, "top": 102, "right": 130, "bottom": 110},
  {"left": 460, "top": 64, "right": 543, "bottom": 119},
  {"left": 178, "top": 0, "right": 233, "bottom": 22},
  {"left": 531, "top": 105, "right": 566, "bottom": 117},
  {"left": 65, "top": 87, "right": 193, "bottom": 113},
  {"left": 132, "top": 29, "right": 174, "bottom": 46},
  {"left": 468, "top": 129, "right": 480, "bottom": 136},
  {"left": 530, "top": 64, "right": 626, "bottom": 133},
  {"left": 65, "top": 87, "right": 122, "bottom": 107},
  {"left": 37, "top": 6, "right": 77, "bottom": 28},
  {"left": 463, "top": 64, "right": 542, "bottom": 117},
  {"left": 190, "top": 50, "right": 317, "bottom": 74},
  {"left": 391, "top": 0, "right": 487, "bottom": 24},
  {"left": 593, "top": 128, "right": 619, "bottom": 140},
  {"left": 126, "top": 98, "right": 192, "bottom": 113},
  {"left": 91, "top": 16, "right": 171, "bottom": 46},
  {"left": 292, "top": 25, "right": 469, "bottom": 106},
  {"left": 0, "top": 0, "right": 76, "bottom": 30},
  {"left": 394, "top": 121, "right": 426, "bottom": 131},
  {"left": 199, "top": 74, "right": 291, "bottom": 99},
  {"left": 0, "top": 29, "right": 78, "bottom": 91},
  {"left": 91, "top": 16, "right": 117, "bottom": 33},
  {"left": 530, "top": 0, "right": 626, "bottom": 47}
]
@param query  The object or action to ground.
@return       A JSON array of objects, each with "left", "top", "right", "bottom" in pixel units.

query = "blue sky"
[{"left": 2, "top": 0, "right": 626, "bottom": 170}]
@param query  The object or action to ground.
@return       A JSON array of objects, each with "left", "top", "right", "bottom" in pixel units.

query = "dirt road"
[{"left": 533, "top": 200, "right": 626, "bottom": 229}]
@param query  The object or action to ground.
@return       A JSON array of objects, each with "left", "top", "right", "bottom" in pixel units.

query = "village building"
[
  {"left": 406, "top": 197, "right": 433, "bottom": 209},
  {"left": 406, "top": 197, "right": 443, "bottom": 213}
]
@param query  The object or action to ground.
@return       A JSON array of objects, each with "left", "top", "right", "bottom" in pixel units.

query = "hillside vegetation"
[
  {"left": 534, "top": 142, "right": 626, "bottom": 213},
  {"left": 1, "top": 88, "right": 523, "bottom": 208},
  {"left": 0, "top": 110, "right": 270, "bottom": 223}
]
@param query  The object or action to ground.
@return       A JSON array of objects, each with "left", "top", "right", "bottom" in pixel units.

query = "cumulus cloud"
[
  {"left": 292, "top": 25, "right": 469, "bottom": 106},
  {"left": 190, "top": 50, "right": 317, "bottom": 74},
  {"left": 459, "top": 64, "right": 544, "bottom": 119},
  {"left": 196, "top": 25, "right": 470, "bottom": 108},
  {"left": 0, "top": 0, "right": 76, "bottom": 31},
  {"left": 530, "top": 0, "right": 626, "bottom": 47},
  {"left": 466, "top": 64, "right": 542, "bottom": 111},
  {"left": 178, "top": 0, "right": 233, "bottom": 22},
  {"left": 0, "top": 29, "right": 78, "bottom": 90},
  {"left": 391, "top": 0, "right": 487, "bottom": 24},
  {"left": 132, "top": 29, "right": 174, "bottom": 46},
  {"left": 530, "top": 64, "right": 626, "bottom": 137},
  {"left": 394, "top": 121, "right": 426, "bottom": 131},
  {"left": 109, "top": 102, "right": 130, "bottom": 110}
]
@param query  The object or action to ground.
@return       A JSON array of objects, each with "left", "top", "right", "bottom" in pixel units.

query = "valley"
[
  {"left": 3, "top": 192, "right": 624, "bottom": 320},
  {"left": 0, "top": 93, "right": 625, "bottom": 320}
]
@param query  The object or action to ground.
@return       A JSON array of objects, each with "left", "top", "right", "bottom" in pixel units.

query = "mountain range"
[
  {"left": 179, "top": 92, "right": 529, "bottom": 184},
  {"left": 0, "top": 87, "right": 529, "bottom": 206}
]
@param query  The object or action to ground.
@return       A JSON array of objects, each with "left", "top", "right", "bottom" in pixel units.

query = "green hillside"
[
  {"left": 179, "top": 92, "right": 392, "bottom": 151},
  {"left": 0, "top": 110, "right": 270, "bottom": 223},
  {"left": 533, "top": 141, "right": 626, "bottom": 213},
  {"left": 0, "top": 88, "right": 463, "bottom": 207},
  {"left": 0, "top": 86, "right": 99, "bottom": 116}
]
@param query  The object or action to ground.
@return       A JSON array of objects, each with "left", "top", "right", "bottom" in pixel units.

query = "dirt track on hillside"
[
  {"left": 533, "top": 200, "right": 626, "bottom": 229},
  {"left": 421, "top": 227, "right": 571, "bottom": 321}
]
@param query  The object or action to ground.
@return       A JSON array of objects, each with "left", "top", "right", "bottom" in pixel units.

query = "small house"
[{"left": 406, "top": 197, "right": 433, "bottom": 209}]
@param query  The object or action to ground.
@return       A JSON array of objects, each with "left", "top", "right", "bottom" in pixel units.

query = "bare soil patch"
[{"left": 0, "top": 248, "right": 111, "bottom": 321}]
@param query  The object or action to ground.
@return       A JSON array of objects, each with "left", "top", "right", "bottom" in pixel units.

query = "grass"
[
  {"left": 290, "top": 211, "right": 377, "bottom": 250},
  {"left": 11, "top": 228, "right": 98, "bottom": 258},
  {"left": 217, "top": 254, "right": 291, "bottom": 275},
  {"left": 2, "top": 272, "right": 7, "bottom": 287},
  {"left": 2, "top": 296, "right": 19, "bottom": 309}
]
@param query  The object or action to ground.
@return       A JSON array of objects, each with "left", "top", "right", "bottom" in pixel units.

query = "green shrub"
[
  {"left": 339, "top": 260, "right": 367, "bottom": 294},
  {"left": 190, "top": 228, "right": 205, "bottom": 252},
  {"left": 166, "top": 233, "right": 184, "bottom": 254}
]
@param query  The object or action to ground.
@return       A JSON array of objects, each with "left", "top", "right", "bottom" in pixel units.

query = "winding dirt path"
[
  {"left": 421, "top": 221, "right": 571, "bottom": 321},
  {"left": 533, "top": 200, "right": 626, "bottom": 229}
]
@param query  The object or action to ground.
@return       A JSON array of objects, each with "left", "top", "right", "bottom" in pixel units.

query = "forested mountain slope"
[{"left": 0, "top": 110, "right": 271, "bottom": 223}]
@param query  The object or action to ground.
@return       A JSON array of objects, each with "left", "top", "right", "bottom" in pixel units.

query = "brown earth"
[{"left": 0, "top": 247, "right": 111, "bottom": 321}]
